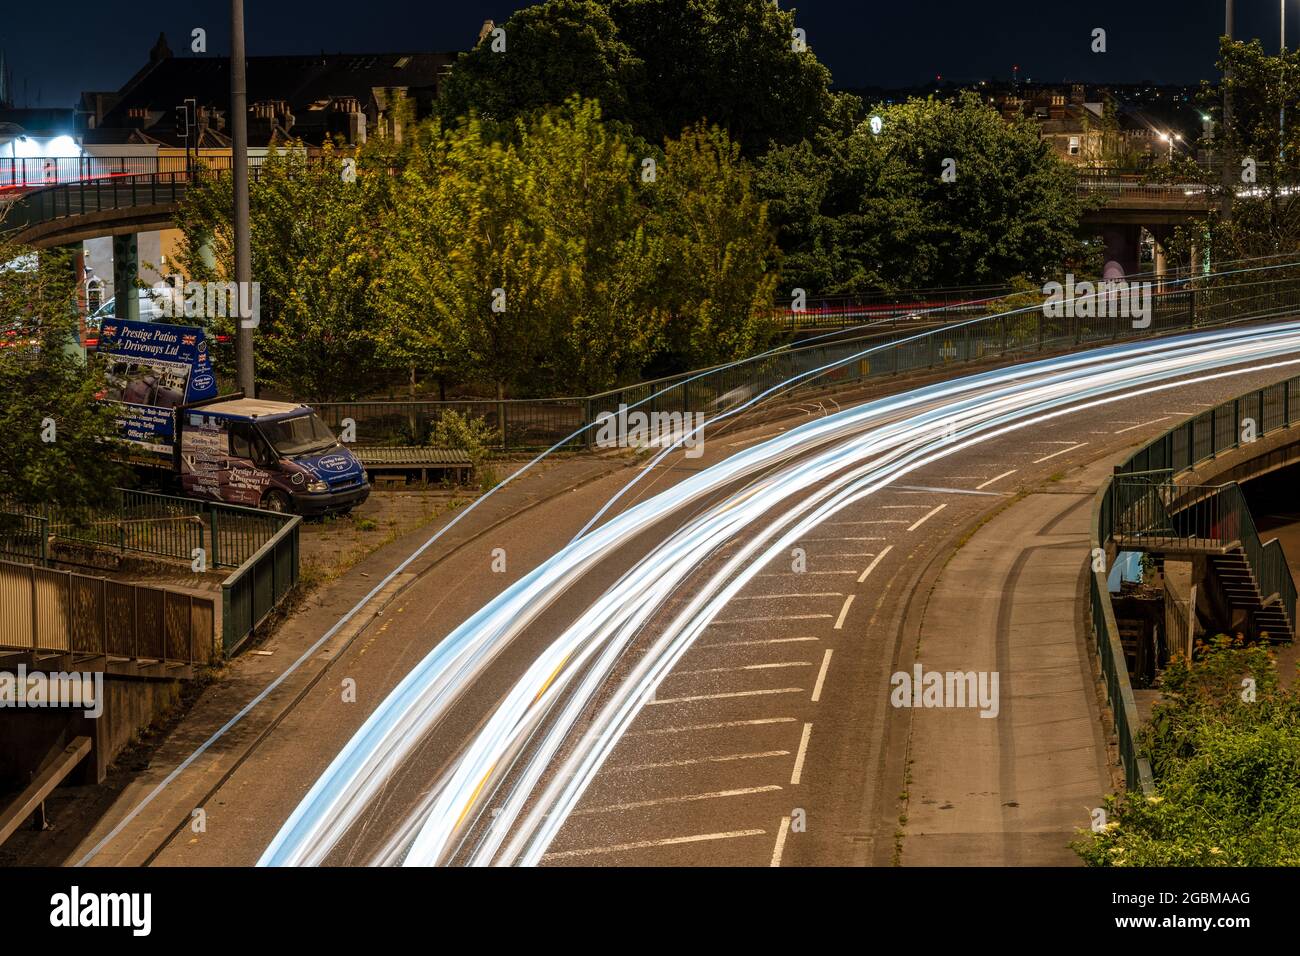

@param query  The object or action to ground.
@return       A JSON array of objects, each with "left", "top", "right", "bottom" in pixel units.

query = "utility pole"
[
  {"left": 231, "top": 0, "right": 255, "bottom": 395},
  {"left": 1222, "top": 0, "right": 1236, "bottom": 222}
]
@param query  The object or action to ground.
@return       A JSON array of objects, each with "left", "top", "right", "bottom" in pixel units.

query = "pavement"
[{"left": 895, "top": 465, "right": 1115, "bottom": 866}]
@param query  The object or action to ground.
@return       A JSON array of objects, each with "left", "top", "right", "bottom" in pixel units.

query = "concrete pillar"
[
  {"left": 1149, "top": 226, "right": 1171, "bottom": 292},
  {"left": 1102, "top": 224, "right": 1141, "bottom": 279},
  {"left": 112, "top": 233, "right": 139, "bottom": 323}
]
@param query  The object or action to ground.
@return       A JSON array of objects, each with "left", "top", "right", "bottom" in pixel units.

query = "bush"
[{"left": 429, "top": 411, "right": 497, "bottom": 466}]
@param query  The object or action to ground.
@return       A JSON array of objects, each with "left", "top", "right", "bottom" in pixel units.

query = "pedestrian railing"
[
  {"left": 0, "top": 558, "right": 214, "bottom": 666},
  {"left": 221, "top": 513, "right": 300, "bottom": 656},
  {"left": 0, "top": 511, "right": 49, "bottom": 565},
  {"left": 1091, "top": 372, "right": 1300, "bottom": 794}
]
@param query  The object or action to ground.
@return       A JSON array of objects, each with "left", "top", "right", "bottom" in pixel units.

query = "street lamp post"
[
  {"left": 231, "top": 0, "right": 255, "bottom": 395},
  {"left": 1223, "top": 0, "right": 1236, "bottom": 221}
]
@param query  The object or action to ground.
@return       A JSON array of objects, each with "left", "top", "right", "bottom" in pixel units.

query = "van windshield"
[{"left": 258, "top": 413, "right": 338, "bottom": 457}]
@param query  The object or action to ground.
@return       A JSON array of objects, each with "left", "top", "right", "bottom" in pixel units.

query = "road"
[{"left": 123, "top": 323, "right": 1300, "bottom": 868}]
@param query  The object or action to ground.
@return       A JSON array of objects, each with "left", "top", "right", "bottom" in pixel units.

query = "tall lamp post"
[
  {"left": 231, "top": 0, "right": 255, "bottom": 395},
  {"left": 1223, "top": 0, "right": 1236, "bottom": 221}
]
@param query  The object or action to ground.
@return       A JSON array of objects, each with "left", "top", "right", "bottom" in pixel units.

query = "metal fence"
[
  {"left": 312, "top": 398, "right": 587, "bottom": 452},
  {"left": 221, "top": 515, "right": 300, "bottom": 656},
  {"left": 0, "top": 559, "right": 214, "bottom": 665},
  {"left": 0, "top": 511, "right": 49, "bottom": 564},
  {"left": 1091, "top": 371, "right": 1300, "bottom": 795},
  {"left": 29, "top": 488, "right": 291, "bottom": 571}
]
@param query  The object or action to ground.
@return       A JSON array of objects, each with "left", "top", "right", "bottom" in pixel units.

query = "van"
[{"left": 178, "top": 397, "right": 370, "bottom": 515}]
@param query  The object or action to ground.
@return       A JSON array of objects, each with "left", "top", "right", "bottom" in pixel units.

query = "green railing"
[
  {"left": 221, "top": 515, "right": 300, "bottom": 656},
  {"left": 29, "top": 488, "right": 289, "bottom": 570},
  {"left": 308, "top": 264, "right": 1300, "bottom": 454},
  {"left": 0, "top": 511, "right": 49, "bottom": 565},
  {"left": 1092, "top": 372, "right": 1300, "bottom": 794}
]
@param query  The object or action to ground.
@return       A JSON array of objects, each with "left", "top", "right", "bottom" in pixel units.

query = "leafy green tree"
[
  {"left": 439, "top": 0, "right": 644, "bottom": 130},
  {"left": 0, "top": 240, "right": 128, "bottom": 509},
  {"left": 757, "top": 92, "right": 1084, "bottom": 294},
  {"left": 653, "top": 125, "right": 780, "bottom": 365},
  {"left": 605, "top": 0, "right": 832, "bottom": 154},
  {"left": 1075, "top": 637, "right": 1300, "bottom": 866},
  {"left": 176, "top": 143, "right": 391, "bottom": 401}
]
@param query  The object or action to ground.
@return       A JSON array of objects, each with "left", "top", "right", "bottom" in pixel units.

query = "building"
[{"left": 76, "top": 33, "right": 456, "bottom": 149}]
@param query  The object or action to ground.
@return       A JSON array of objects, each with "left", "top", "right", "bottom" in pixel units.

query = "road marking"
[
  {"left": 543, "top": 829, "right": 767, "bottom": 861},
  {"left": 895, "top": 485, "right": 1004, "bottom": 497},
  {"left": 712, "top": 613, "right": 834, "bottom": 625},
  {"left": 1113, "top": 417, "right": 1170, "bottom": 434},
  {"left": 1032, "top": 442, "right": 1088, "bottom": 463},
  {"left": 731, "top": 592, "right": 843, "bottom": 600},
  {"left": 811, "top": 649, "right": 834, "bottom": 701},
  {"left": 674, "top": 661, "right": 813, "bottom": 676},
  {"left": 771, "top": 816, "right": 791, "bottom": 867},
  {"left": 822, "top": 520, "right": 908, "bottom": 526},
  {"left": 613, "top": 750, "right": 791, "bottom": 773},
  {"left": 976, "top": 469, "right": 1017, "bottom": 490},
  {"left": 833, "top": 596, "right": 855, "bottom": 630},
  {"left": 699, "top": 636, "right": 820, "bottom": 648},
  {"left": 628, "top": 717, "right": 798, "bottom": 736},
  {"left": 816, "top": 552, "right": 880, "bottom": 558},
  {"left": 880, "top": 504, "right": 932, "bottom": 509},
  {"left": 759, "top": 570, "right": 858, "bottom": 577},
  {"left": 907, "top": 503, "right": 947, "bottom": 531},
  {"left": 799, "top": 536, "right": 885, "bottom": 542},
  {"left": 649, "top": 687, "right": 804, "bottom": 705},
  {"left": 574, "top": 785, "right": 782, "bottom": 815},
  {"left": 790, "top": 722, "right": 813, "bottom": 785},
  {"left": 857, "top": 546, "right": 894, "bottom": 583}
]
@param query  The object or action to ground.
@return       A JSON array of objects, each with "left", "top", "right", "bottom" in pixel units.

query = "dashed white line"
[
  {"left": 544, "top": 829, "right": 767, "bottom": 860},
  {"left": 857, "top": 545, "right": 894, "bottom": 583},
  {"left": 731, "top": 592, "right": 843, "bottom": 600},
  {"left": 649, "top": 687, "right": 804, "bottom": 705},
  {"left": 574, "top": 785, "right": 782, "bottom": 815},
  {"left": 770, "top": 816, "right": 791, "bottom": 867},
  {"left": 698, "top": 636, "right": 820, "bottom": 648},
  {"left": 674, "top": 661, "right": 813, "bottom": 676},
  {"left": 1113, "top": 417, "right": 1170, "bottom": 434},
  {"left": 628, "top": 717, "right": 798, "bottom": 736},
  {"left": 613, "top": 750, "right": 791, "bottom": 773},
  {"left": 1032, "top": 442, "right": 1088, "bottom": 463},
  {"left": 811, "top": 649, "right": 834, "bottom": 701},
  {"left": 712, "top": 613, "right": 834, "bottom": 625},
  {"left": 833, "top": 596, "right": 855, "bottom": 630},
  {"left": 976, "top": 469, "right": 1017, "bottom": 490},
  {"left": 907, "top": 503, "right": 947, "bottom": 531},
  {"left": 790, "top": 722, "right": 813, "bottom": 785}
]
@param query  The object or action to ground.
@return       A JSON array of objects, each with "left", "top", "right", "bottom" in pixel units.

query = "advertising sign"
[{"left": 97, "top": 320, "right": 217, "bottom": 454}]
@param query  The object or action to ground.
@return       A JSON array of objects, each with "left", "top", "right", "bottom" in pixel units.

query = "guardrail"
[
  {"left": 221, "top": 513, "right": 299, "bottom": 656},
  {"left": 0, "top": 154, "right": 268, "bottom": 192},
  {"left": 0, "top": 511, "right": 49, "bottom": 565},
  {"left": 1091, "top": 372, "right": 1300, "bottom": 795},
  {"left": 27, "top": 487, "right": 290, "bottom": 571},
  {"left": 0, "top": 558, "right": 214, "bottom": 666},
  {"left": 310, "top": 267, "right": 1300, "bottom": 454}
]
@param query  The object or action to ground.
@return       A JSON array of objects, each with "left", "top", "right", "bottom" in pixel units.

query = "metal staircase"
[{"left": 1110, "top": 478, "right": 1296, "bottom": 642}]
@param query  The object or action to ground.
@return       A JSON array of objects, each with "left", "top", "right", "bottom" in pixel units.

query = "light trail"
[{"left": 260, "top": 321, "right": 1300, "bottom": 867}]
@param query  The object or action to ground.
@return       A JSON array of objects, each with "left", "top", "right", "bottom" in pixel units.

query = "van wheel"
[{"left": 262, "top": 490, "right": 292, "bottom": 514}]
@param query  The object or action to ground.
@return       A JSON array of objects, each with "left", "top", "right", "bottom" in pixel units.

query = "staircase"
[{"left": 1111, "top": 478, "right": 1296, "bottom": 643}]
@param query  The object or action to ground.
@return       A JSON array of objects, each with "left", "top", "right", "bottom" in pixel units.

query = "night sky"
[{"left": 1, "top": 0, "right": 1292, "bottom": 109}]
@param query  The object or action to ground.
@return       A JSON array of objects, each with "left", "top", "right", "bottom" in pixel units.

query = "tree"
[
  {"left": 606, "top": 0, "right": 833, "bottom": 154},
  {"left": 757, "top": 92, "right": 1084, "bottom": 293},
  {"left": 439, "top": 0, "right": 644, "bottom": 130},
  {"left": 653, "top": 125, "right": 781, "bottom": 365},
  {"left": 176, "top": 143, "right": 391, "bottom": 401},
  {"left": 0, "top": 240, "right": 128, "bottom": 509},
  {"left": 439, "top": 0, "right": 834, "bottom": 157}
]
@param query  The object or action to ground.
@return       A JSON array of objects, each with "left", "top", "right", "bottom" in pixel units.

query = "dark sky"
[{"left": 1, "top": 0, "right": 1292, "bottom": 109}]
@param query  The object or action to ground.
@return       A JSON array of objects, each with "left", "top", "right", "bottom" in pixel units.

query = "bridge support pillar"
[
  {"left": 1149, "top": 226, "right": 1173, "bottom": 292},
  {"left": 1101, "top": 224, "right": 1141, "bottom": 279},
  {"left": 112, "top": 233, "right": 139, "bottom": 323}
]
